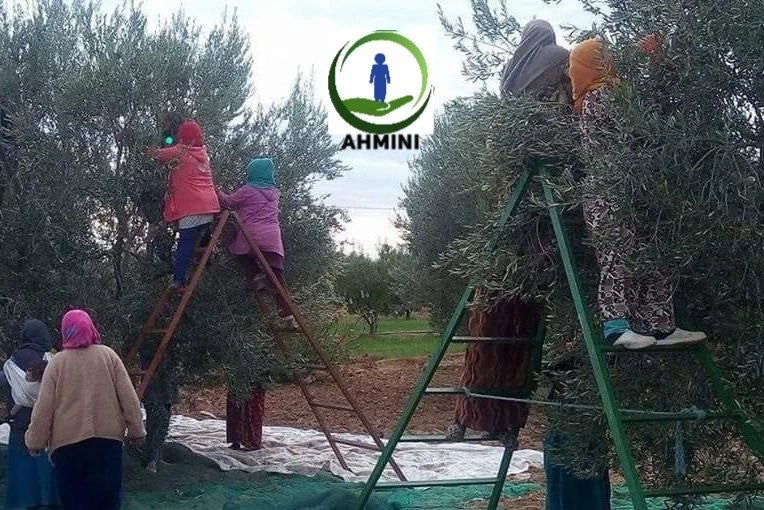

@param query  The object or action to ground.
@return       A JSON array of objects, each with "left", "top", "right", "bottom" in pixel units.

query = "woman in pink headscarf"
[{"left": 26, "top": 310, "right": 145, "bottom": 510}]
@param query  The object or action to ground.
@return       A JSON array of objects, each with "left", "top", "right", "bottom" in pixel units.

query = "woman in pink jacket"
[
  {"left": 218, "top": 157, "right": 295, "bottom": 451},
  {"left": 148, "top": 120, "right": 221, "bottom": 289},
  {"left": 217, "top": 157, "right": 297, "bottom": 330}
]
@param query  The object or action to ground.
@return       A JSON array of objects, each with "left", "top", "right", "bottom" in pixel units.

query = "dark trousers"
[
  {"left": 143, "top": 402, "right": 172, "bottom": 464},
  {"left": 51, "top": 438, "right": 123, "bottom": 510},
  {"left": 173, "top": 225, "right": 205, "bottom": 284},
  {"left": 544, "top": 433, "right": 611, "bottom": 510},
  {"left": 234, "top": 253, "right": 291, "bottom": 317}
]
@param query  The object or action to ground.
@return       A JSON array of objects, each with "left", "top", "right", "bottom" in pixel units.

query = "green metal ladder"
[{"left": 357, "top": 162, "right": 764, "bottom": 509}]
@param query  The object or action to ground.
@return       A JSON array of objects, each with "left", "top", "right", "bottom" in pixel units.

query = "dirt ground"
[
  {"left": 177, "top": 353, "right": 548, "bottom": 509},
  {"left": 176, "top": 353, "right": 546, "bottom": 450}
]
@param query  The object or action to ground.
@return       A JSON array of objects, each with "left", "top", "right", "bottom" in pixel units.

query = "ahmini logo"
[{"left": 328, "top": 30, "right": 434, "bottom": 150}]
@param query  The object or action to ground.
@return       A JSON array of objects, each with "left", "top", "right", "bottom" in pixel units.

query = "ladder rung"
[
  {"left": 621, "top": 410, "right": 737, "bottom": 423},
  {"left": 377, "top": 477, "right": 500, "bottom": 489},
  {"left": 150, "top": 329, "right": 169, "bottom": 335},
  {"left": 599, "top": 343, "right": 702, "bottom": 353},
  {"left": 128, "top": 369, "right": 146, "bottom": 377},
  {"left": 424, "top": 387, "right": 527, "bottom": 398},
  {"left": 332, "top": 438, "right": 380, "bottom": 450},
  {"left": 644, "top": 482, "right": 764, "bottom": 498},
  {"left": 400, "top": 434, "right": 489, "bottom": 443},
  {"left": 310, "top": 402, "right": 356, "bottom": 412},
  {"left": 451, "top": 336, "right": 531, "bottom": 344},
  {"left": 425, "top": 387, "right": 464, "bottom": 395}
]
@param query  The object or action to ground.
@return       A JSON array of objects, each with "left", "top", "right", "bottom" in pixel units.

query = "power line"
[{"left": 332, "top": 205, "right": 397, "bottom": 211}]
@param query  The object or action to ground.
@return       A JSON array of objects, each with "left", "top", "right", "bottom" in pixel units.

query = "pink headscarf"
[{"left": 61, "top": 309, "right": 102, "bottom": 349}]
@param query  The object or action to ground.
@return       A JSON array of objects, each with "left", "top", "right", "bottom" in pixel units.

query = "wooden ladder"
[{"left": 123, "top": 209, "right": 405, "bottom": 480}]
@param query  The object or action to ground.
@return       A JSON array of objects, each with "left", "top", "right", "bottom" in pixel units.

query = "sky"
[{"left": 115, "top": 0, "right": 597, "bottom": 256}]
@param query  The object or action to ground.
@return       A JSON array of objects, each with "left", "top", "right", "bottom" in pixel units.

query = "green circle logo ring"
[{"left": 329, "top": 30, "right": 433, "bottom": 135}]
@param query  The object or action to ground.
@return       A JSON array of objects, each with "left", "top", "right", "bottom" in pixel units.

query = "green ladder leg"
[
  {"left": 357, "top": 167, "right": 536, "bottom": 509},
  {"left": 541, "top": 170, "right": 649, "bottom": 510},
  {"left": 486, "top": 445, "right": 516, "bottom": 509},
  {"left": 355, "top": 285, "right": 473, "bottom": 507},
  {"left": 694, "top": 344, "right": 764, "bottom": 460}
]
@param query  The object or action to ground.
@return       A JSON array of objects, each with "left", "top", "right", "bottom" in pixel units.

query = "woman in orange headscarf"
[{"left": 569, "top": 38, "right": 706, "bottom": 351}]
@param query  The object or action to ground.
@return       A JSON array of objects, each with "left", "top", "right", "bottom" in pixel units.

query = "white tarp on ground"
[
  {"left": 0, "top": 416, "right": 544, "bottom": 483},
  {"left": 167, "top": 415, "right": 544, "bottom": 483}
]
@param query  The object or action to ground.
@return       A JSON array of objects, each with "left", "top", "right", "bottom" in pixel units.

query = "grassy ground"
[{"left": 341, "top": 315, "right": 465, "bottom": 359}]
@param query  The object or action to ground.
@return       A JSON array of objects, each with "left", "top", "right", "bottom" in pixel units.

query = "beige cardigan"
[{"left": 25, "top": 344, "right": 146, "bottom": 454}]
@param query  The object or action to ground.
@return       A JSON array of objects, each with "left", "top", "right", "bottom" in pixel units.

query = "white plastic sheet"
[
  {"left": 0, "top": 416, "right": 544, "bottom": 483},
  {"left": 167, "top": 415, "right": 543, "bottom": 483}
]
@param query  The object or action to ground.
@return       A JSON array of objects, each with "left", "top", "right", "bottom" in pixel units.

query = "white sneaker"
[
  {"left": 613, "top": 330, "right": 657, "bottom": 350},
  {"left": 656, "top": 328, "right": 706, "bottom": 346}
]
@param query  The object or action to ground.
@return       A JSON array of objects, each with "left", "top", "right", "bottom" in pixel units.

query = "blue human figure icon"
[{"left": 369, "top": 53, "right": 390, "bottom": 102}]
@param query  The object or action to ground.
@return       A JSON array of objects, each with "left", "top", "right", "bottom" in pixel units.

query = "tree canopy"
[
  {"left": 400, "top": 0, "right": 764, "bottom": 500},
  {"left": 0, "top": 0, "right": 345, "bottom": 395}
]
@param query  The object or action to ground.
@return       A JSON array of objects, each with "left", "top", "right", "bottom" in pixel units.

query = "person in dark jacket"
[
  {"left": 139, "top": 346, "right": 180, "bottom": 473},
  {"left": 1, "top": 319, "right": 61, "bottom": 509}
]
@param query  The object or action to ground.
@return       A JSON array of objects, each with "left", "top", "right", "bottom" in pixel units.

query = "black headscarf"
[
  {"left": 499, "top": 19, "right": 570, "bottom": 97},
  {"left": 12, "top": 319, "right": 53, "bottom": 371}
]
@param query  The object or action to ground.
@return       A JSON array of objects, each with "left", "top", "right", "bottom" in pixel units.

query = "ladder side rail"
[
  {"left": 137, "top": 211, "right": 230, "bottom": 398},
  {"left": 124, "top": 288, "right": 173, "bottom": 362},
  {"left": 230, "top": 211, "right": 311, "bottom": 334},
  {"left": 249, "top": 287, "right": 353, "bottom": 472},
  {"left": 694, "top": 344, "right": 764, "bottom": 460},
  {"left": 358, "top": 164, "right": 538, "bottom": 508},
  {"left": 229, "top": 210, "right": 407, "bottom": 479},
  {"left": 541, "top": 170, "right": 648, "bottom": 510},
  {"left": 486, "top": 446, "right": 516, "bottom": 510},
  {"left": 358, "top": 286, "right": 473, "bottom": 507}
]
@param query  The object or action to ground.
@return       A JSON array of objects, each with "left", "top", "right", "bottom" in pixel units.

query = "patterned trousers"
[
  {"left": 226, "top": 387, "right": 266, "bottom": 450},
  {"left": 583, "top": 194, "right": 675, "bottom": 335}
]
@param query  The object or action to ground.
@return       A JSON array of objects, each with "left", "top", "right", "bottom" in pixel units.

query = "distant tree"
[{"left": 334, "top": 243, "right": 416, "bottom": 334}]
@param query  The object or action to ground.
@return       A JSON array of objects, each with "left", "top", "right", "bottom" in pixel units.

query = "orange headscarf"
[{"left": 569, "top": 38, "right": 619, "bottom": 113}]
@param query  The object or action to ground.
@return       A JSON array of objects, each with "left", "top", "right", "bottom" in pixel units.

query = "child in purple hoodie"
[{"left": 218, "top": 157, "right": 298, "bottom": 330}]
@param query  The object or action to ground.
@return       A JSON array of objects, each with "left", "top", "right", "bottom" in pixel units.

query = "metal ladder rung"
[
  {"left": 621, "top": 410, "right": 737, "bottom": 423},
  {"left": 424, "top": 387, "right": 526, "bottom": 398},
  {"left": 599, "top": 343, "right": 703, "bottom": 353},
  {"left": 451, "top": 336, "right": 531, "bottom": 344},
  {"left": 310, "top": 402, "right": 356, "bottom": 412},
  {"left": 400, "top": 434, "right": 489, "bottom": 443},
  {"left": 150, "top": 329, "right": 168, "bottom": 335},
  {"left": 377, "top": 477, "right": 500, "bottom": 489},
  {"left": 332, "top": 438, "right": 380, "bottom": 450},
  {"left": 424, "top": 387, "right": 465, "bottom": 395},
  {"left": 644, "top": 483, "right": 764, "bottom": 498}
]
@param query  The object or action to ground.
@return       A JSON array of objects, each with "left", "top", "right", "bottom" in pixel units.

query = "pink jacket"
[
  {"left": 155, "top": 144, "right": 221, "bottom": 223},
  {"left": 218, "top": 186, "right": 284, "bottom": 257}
]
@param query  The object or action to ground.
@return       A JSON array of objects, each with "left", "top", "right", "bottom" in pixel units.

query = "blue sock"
[{"left": 603, "top": 318, "right": 629, "bottom": 344}]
